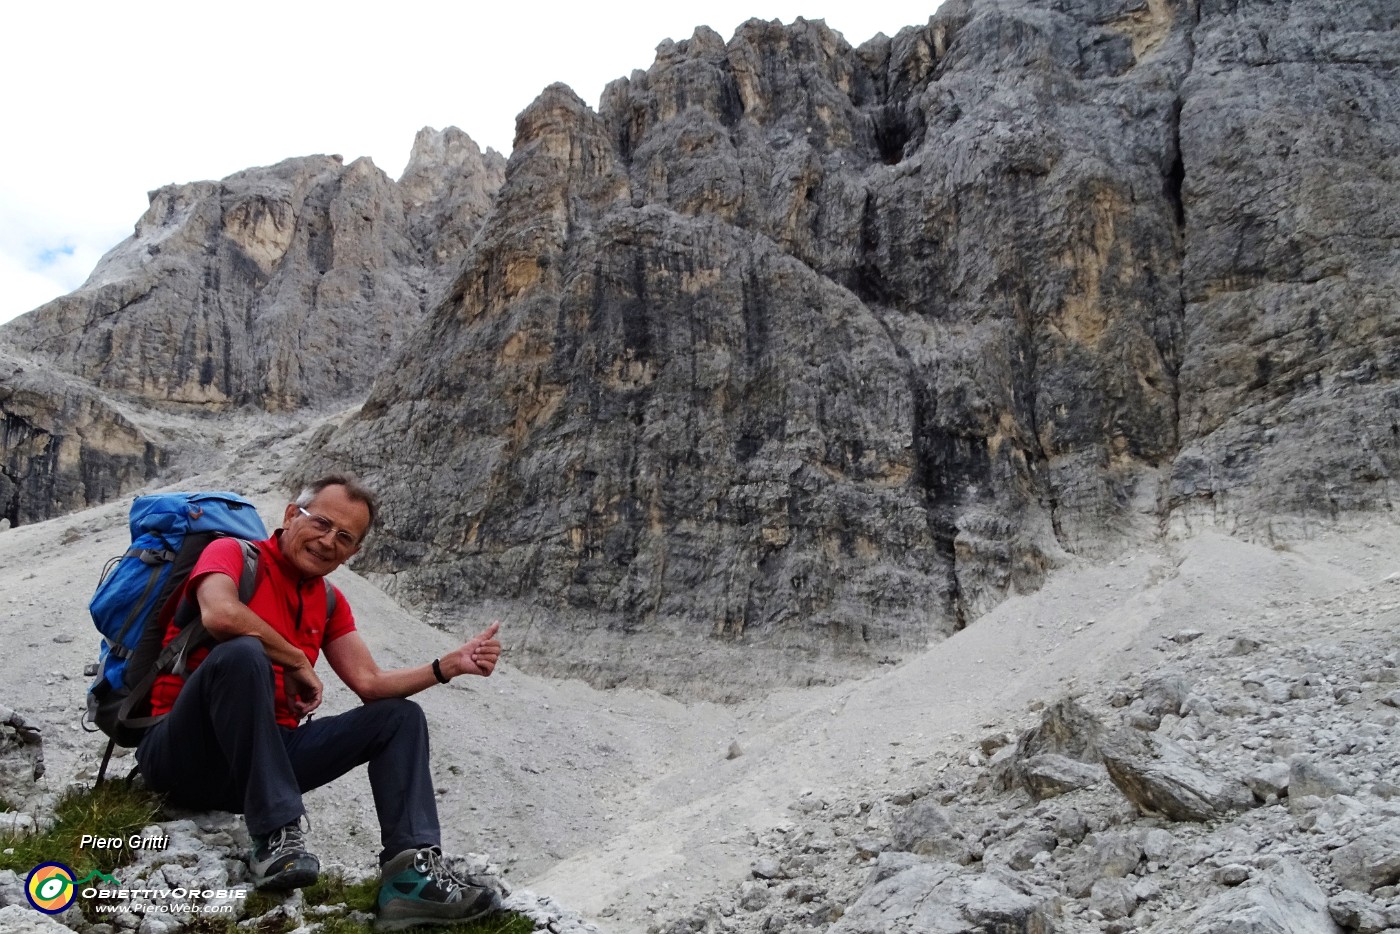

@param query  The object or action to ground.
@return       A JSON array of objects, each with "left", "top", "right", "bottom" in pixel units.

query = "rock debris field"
[{"left": 0, "top": 420, "right": 1398, "bottom": 933}]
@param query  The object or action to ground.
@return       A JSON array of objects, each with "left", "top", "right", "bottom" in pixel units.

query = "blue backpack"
[{"left": 85, "top": 492, "right": 268, "bottom": 768}]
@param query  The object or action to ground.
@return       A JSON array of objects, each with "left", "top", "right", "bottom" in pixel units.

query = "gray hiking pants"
[{"left": 136, "top": 636, "right": 440, "bottom": 864}]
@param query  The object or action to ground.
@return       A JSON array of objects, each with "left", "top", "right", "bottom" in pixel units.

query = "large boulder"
[
  {"left": 1099, "top": 728, "right": 1254, "bottom": 821},
  {"left": 830, "top": 861, "right": 1058, "bottom": 934},
  {"left": 1187, "top": 858, "right": 1343, "bottom": 934},
  {"left": 1330, "top": 818, "right": 1400, "bottom": 894}
]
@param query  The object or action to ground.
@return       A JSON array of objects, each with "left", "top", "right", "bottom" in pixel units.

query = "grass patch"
[
  {"left": 0, "top": 779, "right": 162, "bottom": 876},
  {"left": 242, "top": 887, "right": 290, "bottom": 918},
  {"left": 186, "top": 900, "right": 536, "bottom": 934},
  {"left": 304, "top": 871, "right": 380, "bottom": 913},
  {"left": 187, "top": 870, "right": 537, "bottom": 934},
  {"left": 460, "top": 913, "right": 537, "bottom": 934}
]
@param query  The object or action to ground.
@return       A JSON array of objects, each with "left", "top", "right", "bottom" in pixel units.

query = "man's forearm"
[
  {"left": 205, "top": 601, "right": 312, "bottom": 671},
  {"left": 357, "top": 663, "right": 442, "bottom": 701}
]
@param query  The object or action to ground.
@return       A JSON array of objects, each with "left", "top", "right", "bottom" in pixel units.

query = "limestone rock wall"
[
  {"left": 1170, "top": 0, "right": 1400, "bottom": 534},
  {"left": 300, "top": 0, "right": 1400, "bottom": 692},
  {"left": 399, "top": 126, "right": 508, "bottom": 298},
  {"left": 0, "top": 351, "right": 164, "bottom": 527},
  {"left": 6, "top": 0, "right": 1395, "bottom": 689},
  {"left": 2, "top": 136, "right": 503, "bottom": 413}
]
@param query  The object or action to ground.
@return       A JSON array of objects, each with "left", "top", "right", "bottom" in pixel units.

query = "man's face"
[{"left": 280, "top": 484, "right": 372, "bottom": 579}]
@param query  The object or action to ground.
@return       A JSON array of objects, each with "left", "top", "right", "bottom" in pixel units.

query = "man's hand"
[
  {"left": 441, "top": 621, "right": 502, "bottom": 679},
  {"left": 284, "top": 662, "right": 323, "bottom": 720}
]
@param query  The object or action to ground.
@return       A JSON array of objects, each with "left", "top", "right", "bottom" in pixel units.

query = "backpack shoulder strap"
[
  {"left": 235, "top": 537, "right": 336, "bottom": 628},
  {"left": 236, "top": 539, "right": 260, "bottom": 604}
]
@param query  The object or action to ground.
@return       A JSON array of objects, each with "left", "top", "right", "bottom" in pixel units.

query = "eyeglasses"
[{"left": 297, "top": 506, "right": 361, "bottom": 550}]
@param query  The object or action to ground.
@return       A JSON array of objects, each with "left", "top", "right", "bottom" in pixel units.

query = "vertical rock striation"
[
  {"left": 0, "top": 350, "right": 164, "bottom": 527},
  {"left": 1170, "top": 0, "right": 1400, "bottom": 534},
  {"left": 399, "top": 126, "right": 508, "bottom": 299}
]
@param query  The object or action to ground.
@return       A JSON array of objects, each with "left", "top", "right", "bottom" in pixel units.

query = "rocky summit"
[
  {"left": 297, "top": 0, "right": 1400, "bottom": 695},
  {"left": 2, "top": 131, "right": 503, "bottom": 415},
  {"left": 0, "top": 130, "right": 503, "bottom": 524}
]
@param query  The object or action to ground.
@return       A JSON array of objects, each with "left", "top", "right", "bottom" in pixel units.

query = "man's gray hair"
[{"left": 295, "top": 473, "right": 379, "bottom": 531}]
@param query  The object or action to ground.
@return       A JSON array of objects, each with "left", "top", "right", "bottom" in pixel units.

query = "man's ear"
[{"left": 283, "top": 503, "right": 299, "bottom": 527}]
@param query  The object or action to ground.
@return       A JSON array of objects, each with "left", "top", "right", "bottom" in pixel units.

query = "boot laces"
[
  {"left": 415, "top": 846, "right": 476, "bottom": 896},
  {"left": 265, "top": 817, "right": 309, "bottom": 857}
]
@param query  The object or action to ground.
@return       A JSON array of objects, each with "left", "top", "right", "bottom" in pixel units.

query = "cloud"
[
  {"left": 0, "top": 253, "right": 81, "bottom": 324},
  {"left": 36, "top": 243, "right": 77, "bottom": 266},
  {"left": 0, "top": 202, "right": 126, "bottom": 324},
  {"left": 0, "top": 242, "right": 111, "bottom": 324}
]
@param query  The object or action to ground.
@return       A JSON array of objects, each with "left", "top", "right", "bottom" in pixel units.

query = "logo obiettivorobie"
[
  {"left": 25, "top": 865, "right": 121, "bottom": 913},
  {"left": 25, "top": 862, "right": 77, "bottom": 913}
]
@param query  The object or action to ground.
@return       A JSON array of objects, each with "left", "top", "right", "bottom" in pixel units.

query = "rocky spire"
[{"left": 398, "top": 125, "right": 507, "bottom": 295}]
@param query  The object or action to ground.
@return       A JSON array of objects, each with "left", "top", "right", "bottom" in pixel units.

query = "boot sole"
[
  {"left": 374, "top": 898, "right": 501, "bottom": 931},
  {"left": 254, "top": 865, "right": 320, "bottom": 892}
]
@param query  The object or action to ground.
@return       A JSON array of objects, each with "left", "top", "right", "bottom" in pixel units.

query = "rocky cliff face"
[
  {"left": 1170, "top": 0, "right": 1400, "bottom": 534},
  {"left": 298, "top": 0, "right": 1400, "bottom": 695},
  {"left": 0, "top": 128, "right": 501, "bottom": 524},
  {"left": 3, "top": 0, "right": 1395, "bottom": 690},
  {"left": 0, "top": 350, "right": 164, "bottom": 527},
  {"left": 399, "top": 126, "right": 509, "bottom": 299},
  {"left": 1, "top": 129, "right": 503, "bottom": 414}
]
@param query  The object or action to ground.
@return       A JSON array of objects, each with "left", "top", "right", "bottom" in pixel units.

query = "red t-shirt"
[{"left": 149, "top": 531, "right": 356, "bottom": 729}]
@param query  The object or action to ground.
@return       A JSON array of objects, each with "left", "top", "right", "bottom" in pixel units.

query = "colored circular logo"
[{"left": 25, "top": 862, "right": 77, "bottom": 914}]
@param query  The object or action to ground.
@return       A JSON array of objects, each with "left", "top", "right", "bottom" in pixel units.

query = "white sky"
[{"left": 0, "top": 1, "right": 942, "bottom": 326}]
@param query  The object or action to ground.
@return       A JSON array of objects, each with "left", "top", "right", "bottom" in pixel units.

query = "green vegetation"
[
  {"left": 188, "top": 917, "right": 536, "bottom": 934},
  {"left": 289, "top": 870, "right": 535, "bottom": 934},
  {"left": 303, "top": 870, "right": 380, "bottom": 913},
  {"left": 310, "top": 913, "right": 536, "bottom": 934},
  {"left": 0, "top": 778, "right": 161, "bottom": 876}
]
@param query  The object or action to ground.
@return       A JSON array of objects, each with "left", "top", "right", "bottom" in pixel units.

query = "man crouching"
[{"left": 135, "top": 474, "right": 503, "bottom": 931}]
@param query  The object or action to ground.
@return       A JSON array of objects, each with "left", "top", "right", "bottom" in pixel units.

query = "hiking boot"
[
  {"left": 375, "top": 845, "right": 502, "bottom": 931},
  {"left": 249, "top": 820, "right": 320, "bottom": 891}
]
